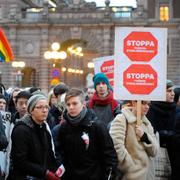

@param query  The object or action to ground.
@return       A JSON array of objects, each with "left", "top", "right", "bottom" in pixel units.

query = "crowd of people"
[{"left": 0, "top": 72, "right": 180, "bottom": 180}]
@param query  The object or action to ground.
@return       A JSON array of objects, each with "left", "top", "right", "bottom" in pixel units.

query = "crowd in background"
[{"left": 0, "top": 72, "right": 180, "bottom": 180}]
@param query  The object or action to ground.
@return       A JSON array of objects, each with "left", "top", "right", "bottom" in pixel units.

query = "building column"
[
  {"left": 39, "top": 27, "right": 49, "bottom": 94},
  {"left": 7, "top": 27, "right": 17, "bottom": 87},
  {"left": 102, "top": 27, "right": 111, "bottom": 56}
]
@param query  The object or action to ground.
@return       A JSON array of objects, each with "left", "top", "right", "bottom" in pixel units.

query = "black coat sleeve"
[{"left": 52, "top": 124, "right": 63, "bottom": 165}]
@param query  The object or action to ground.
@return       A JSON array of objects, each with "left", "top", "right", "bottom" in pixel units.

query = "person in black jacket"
[
  {"left": 48, "top": 83, "right": 69, "bottom": 129},
  {"left": 8, "top": 94, "right": 61, "bottom": 180},
  {"left": 88, "top": 73, "right": 121, "bottom": 128},
  {"left": 173, "top": 112, "right": 180, "bottom": 180},
  {"left": 54, "top": 88, "right": 118, "bottom": 180},
  {"left": 147, "top": 79, "right": 176, "bottom": 178},
  {"left": 0, "top": 113, "right": 8, "bottom": 179},
  {"left": 172, "top": 86, "right": 180, "bottom": 180}
]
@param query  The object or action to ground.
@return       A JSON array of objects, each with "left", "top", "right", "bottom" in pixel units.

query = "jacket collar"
[{"left": 122, "top": 107, "right": 149, "bottom": 125}]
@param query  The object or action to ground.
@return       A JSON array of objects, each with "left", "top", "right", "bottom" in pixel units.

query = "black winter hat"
[{"left": 53, "top": 83, "right": 69, "bottom": 97}]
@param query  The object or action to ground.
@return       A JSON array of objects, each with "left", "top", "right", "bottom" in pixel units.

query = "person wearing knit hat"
[
  {"left": 167, "top": 79, "right": 174, "bottom": 89},
  {"left": 9, "top": 93, "right": 62, "bottom": 180},
  {"left": 27, "top": 94, "right": 47, "bottom": 113},
  {"left": 88, "top": 73, "right": 121, "bottom": 128},
  {"left": 166, "top": 79, "right": 175, "bottom": 103},
  {"left": 93, "top": 73, "right": 110, "bottom": 90}
]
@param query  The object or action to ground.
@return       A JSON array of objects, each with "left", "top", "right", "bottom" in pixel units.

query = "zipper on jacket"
[{"left": 107, "top": 167, "right": 112, "bottom": 180}]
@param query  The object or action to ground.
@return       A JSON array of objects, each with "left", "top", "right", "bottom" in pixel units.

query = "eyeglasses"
[{"left": 34, "top": 105, "right": 49, "bottom": 110}]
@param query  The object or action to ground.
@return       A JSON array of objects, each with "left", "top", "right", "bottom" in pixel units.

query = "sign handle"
[{"left": 136, "top": 100, "right": 142, "bottom": 126}]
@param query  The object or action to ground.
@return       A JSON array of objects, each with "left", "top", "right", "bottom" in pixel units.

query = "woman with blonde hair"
[
  {"left": 110, "top": 100, "right": 158, "bottom": 180},
  {"left": 48, "top": 90, "right": 57, "bottom": 108}
]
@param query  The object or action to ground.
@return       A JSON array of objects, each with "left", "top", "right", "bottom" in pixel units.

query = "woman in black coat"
[{"left": 8, "top": 94, "right": 60, "bottom": 180}]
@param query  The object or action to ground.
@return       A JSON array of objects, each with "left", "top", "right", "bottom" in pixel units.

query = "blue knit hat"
[{"left": 93, "top": 73, "right": 110, "bottom": 89}]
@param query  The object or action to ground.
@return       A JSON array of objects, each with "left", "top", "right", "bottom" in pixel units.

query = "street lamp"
[
  {"left": 12, "top": 61, "right": 26, "bottom": 87},
  {"left": 67, "top": 46, "right": 83, "bottom": 57},
  {"left": 87, "top": 62, "right": 94, "bottom": 69},
  {"left": 44, "top": 42, "right": 67, "bottom": 67},
  {"left": 12, "top": 61, "right": 25, "bottom": 68}
]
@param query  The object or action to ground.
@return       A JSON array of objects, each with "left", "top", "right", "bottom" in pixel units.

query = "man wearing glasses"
[{"left": 8, "top": 94, "right": 62, "bottom": 180}]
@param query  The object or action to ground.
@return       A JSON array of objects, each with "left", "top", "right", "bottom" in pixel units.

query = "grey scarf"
[{"left": 66, "top": 107, "right": 87, "bottom": 126}]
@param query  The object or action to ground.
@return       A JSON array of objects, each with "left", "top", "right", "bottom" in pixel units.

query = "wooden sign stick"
[{"left": 136, "top": 100, "right": 142, "bottom": 126}]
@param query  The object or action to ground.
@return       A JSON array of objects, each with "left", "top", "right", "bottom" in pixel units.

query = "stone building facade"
[{"left": 0, "top": 0, "right": 180, "bottom": 93}]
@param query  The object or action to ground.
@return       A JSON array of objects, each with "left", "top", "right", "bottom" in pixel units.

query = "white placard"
[
  {"left": 93, "top": 55, "right": 114, "bottom": 87},
  {"left": 114, "top": 27, "right": 167, "bottom": 101}
]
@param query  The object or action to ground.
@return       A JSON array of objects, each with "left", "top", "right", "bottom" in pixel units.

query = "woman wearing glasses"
[{"left": 8, "top": 94, "right": 61, "bottom": 180}]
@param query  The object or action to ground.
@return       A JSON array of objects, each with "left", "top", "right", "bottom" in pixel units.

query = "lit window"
[
  {"left": 113, "top": 6, "right": 132, "bottom": 18},
  {"left": 160, "top": 6, "right": 169, "bottom": 21}
]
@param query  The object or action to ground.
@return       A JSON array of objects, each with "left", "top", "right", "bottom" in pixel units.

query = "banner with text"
[
  {"left": 114, "top": 27, "right": 167, "bottom": 101},
  {"left": 93, "top": 55, "right": 114, "bottom": 87}
]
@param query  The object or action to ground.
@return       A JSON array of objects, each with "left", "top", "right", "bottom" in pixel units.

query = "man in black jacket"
[
  {"left": 54, "top": 88, "right": 118, "bottom": 180},
  {"left": 147, "top": 79, "right": 176, "bottom": 178}
]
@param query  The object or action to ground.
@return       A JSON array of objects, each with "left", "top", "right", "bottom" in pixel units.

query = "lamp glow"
[
  {"left": 44, "top": 51, "right": 52, "bottom": 59},
  {"left": 51, "top": 42, "right": 60, "bottom": 51}
]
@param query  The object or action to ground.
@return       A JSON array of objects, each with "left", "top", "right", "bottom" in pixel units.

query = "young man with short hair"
[
  {"left": 11, "top": 90, "right": 31, "bottom": 124},
  {"left": 89, "top": 73, "right": 121, "bottom": 127},
  {"left": 55, "top": 88, "right": 118, "bottom": 180}
]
